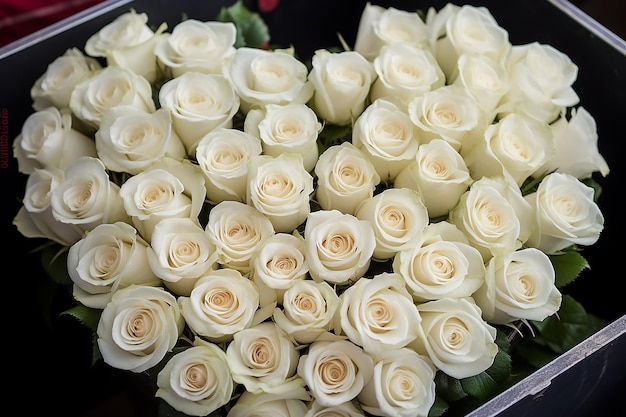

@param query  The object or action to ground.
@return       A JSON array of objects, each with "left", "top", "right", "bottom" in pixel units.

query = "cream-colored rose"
[
  {"left": 448, "top": 175, "right": 533, "bottom": 261},
  {"left": 30, "top": 47, "right": 102, "bottom": 111},
  {"left": 358, "top": 348, "right": 437, "bottom": 417},
  {"left": 225, "top": 47, "right": 314, "bottom": 113},
  {"left": 95, "top": 105, "right": 186, "bottom": 175},
  {"left": 411, "top": 297, "right": 498, "bottom": 379},
  {"left": 314, "top": 142, "right": 380, "bottom": 215},
  {"left": 355, "top": 187, "right": 429, "bottom": 260},
  {"left": 156, "top": 337, "right": 234, "bottom": 417},
  {"left": 536, "top": 106, "right": 610, "bottom": 179},
  {"left": 304, "top": 209, "right": 376, "bottom": 285},
  {"left": 370, "top": 43, "right": 445, "bottom": 107},
  {"left": 179, "top": 268, "right": 265, "bottom": 343},
  {"left": 474, "top": 248, "right": 562, "bottom": 324},
  {"left": 97, "top": 285, "right": 184, "bottom": 373},
  {"left": 297, "top": 339, "right": 374, "bottom": 407},
  {"left": 394, "top": 138, "right": 473, "bottom": 218},
  {"left": 226, "top": 321, "right": 304, "bottom": 395},
  {"left": 524, "top": 172, "right": 604, "bottom": 254},
  {"left": 247, "top": 153, "right": 314, "bottom": 233},
  {"left": 273, "top": 279, "right": 342, "bottom": 345},
  {"left": 69, "top": 66, "right": 155, "bottom": 129},
  {"left": 13, "top": 106, "right": 97, "bottom": 175},
  {"left": 68, "top": 221, "right": 161, "bottom": 309},
  {"left": 147, "top": 217, "right": 218, "bottom": 296},
  {"left": 309, "top": 49, "right": 375, "bottom": 126},
  {"left": 158, "top": 72, "right": 240, "bottom": 156},
  {"left": 392, "top": 221, "right": 485, "bottom": 302},
  {"left": 352, "top": 99, "right": 420, "bottom": 182},
  {"left": 205, "top": 200, "right": 275, "bottom": 274},
  {"left": 154, "top": 19, "right": 237, "bottom": 77},
  {"left": 244, "top": 103, "right": 321, "bottom": 172},
  {"left": 228, "top": 388, "right": 311, "bottom": 417},
  {"left": 304, "top": 400, "right": 365, "bottom": 417}
]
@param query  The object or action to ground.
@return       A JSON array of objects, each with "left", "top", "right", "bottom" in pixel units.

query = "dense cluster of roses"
[{"left": 12, "top": 2, "right": 609, "bottom": 417}]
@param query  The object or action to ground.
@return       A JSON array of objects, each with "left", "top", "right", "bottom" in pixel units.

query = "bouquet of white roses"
[{"left": 12, "top": 1, "right": 611, "bottom": 416}]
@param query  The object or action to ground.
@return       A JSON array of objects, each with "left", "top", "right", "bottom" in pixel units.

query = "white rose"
[
  {"left": 147, "top": 217, "right": 219, "bottom": 296},
  {"left": 352, "top": 99, "right": 420, "bottom": 182},
  {"left": 195, "top": 128, "right": 262, "bottom": 204},
  {"left": 358, "top": 348, "right": 437, "bottom": 417},
  {"left": 297, "top": 339, "right": 374, "bottom": 407},
  {"left": 244, "top": 103, "right": 321, "bottom": 172},
  {"left": 67, "top": 221, "right": 161, "bottom": 309},
  {"left": 154, "top": 19, "right": 237, "bottom": 77},
  {"left": 13, "top": 106, "right": 97, "bottom": 175},
  {"left": 225, "top": 47, "right": 314, "bottom": 113},
  {"left": 226, "top": 321, "right": 304, "bottom": 395},
  {"left": 304, "top": 209, "right": 376, "bottom": 285},
  {"left": 304, "top": 400, "right": 365, "bottom": 417},
  {"left": 69, "top": 66, "right": 155, "bottom": 129},
  {"left": 536, "top": 106, "right": 610, "bottom": 179},
  {"left": 179, "top": 268, "right": 264, "bottom": 343},
  {"left": 273, "top": 279, "right": 342, "bottom": 345},
  {"left": 474, "top": 248, "right": 562, "bottom": 324},
  {"left": 355, "top": 187, "right": 429, "bottom": 260},
  {"left": 30, "top": 47, "right": 102, "bottom": 111},
  {"left": 394, "top": 138, "right": 473, "bottom": 218},
  {"left": 250, "top": 232, "right": 309, "bottom": 293},
  {"left": 97, "top": 285, "right": 184, "bottom": 373},
  {"left": 118, "top": 156, "right": 206, "bottom": 242},
  {"left": 50, "top": 156, "right": 128, "bottom": 234},
  {"left": 158, "top": 72, "right": 240, "bottom": 156},
  {"left": 370, "top": 43, "right": 445, "bottom": 107},
  {"left": 314, "top": 142, "right": 380, "bottom": 215},
  {"left": 156, "top": 337, "right": 234, "bottom": 417},
  {"left": 95, "top": 105, "right": 186, "bottom": 175},
  {"left": 227, "top": 388, "right": 311, "bottom": 417},
  {"left": 309, "top": 49, "right": 375, "bottom": 126},
  {"left": 247, "top": 153, "right": 314, "bottom": 233},
  {"left": 524, "top": 172, "right": 604, "bottom": 254},
  {"left": 205, "top": 200, "right": 275, "bottom": 273},
  {"left": 338, "top": 273, "right": 422, "bottom": 355},
  {"left": 411, "top": 297, "right": 498, "bottom": 379},
  {"left": 392, "top": 221, "right": 485, "bottom": 302}
]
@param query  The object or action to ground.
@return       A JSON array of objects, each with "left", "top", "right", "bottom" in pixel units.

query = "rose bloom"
[
  {"left": 304, "top": 209, "right": 376, "bottom": 285},
  {"left": 224, "top": 46, "right": 314, "bottom": 113},
  {"left": 158, "top": 72, "right": 240, "bottom": 156},
  {"left": 392, "top": 221, "right": 485, "bottom": 302},
  {"left": 246, "top": 153, "right": 314, "bottom": 233},
  {"left": 179, "top": 268, "right": 263, "bottom": 343},
  {"left": 314, "top": 142, "right": 380, "bottom": 215},
  {"left": 394, "top": 138, "right": 473, "bottom": 218},
  {"left": 95, "top": 105, "right": 186, "bottom": 175},
  {"left": 355, "top": 187, "right": 429, "bottom": 260},
  {"left": 410, "top": 297, "right": 498, "bottom": 379},
  {"left": 205, "top": 200, "right": 275, "bottom": 274},
  {"left": 297, "top": 339, "right": 374, "bottom": 407},
  {"left": 13, "top": 106, "right": 97, "bottom": 175},
  {"left": 351, "top": 99, "right": 420, "bottom": 182},
  {"left": 147, "top": 217, "right": 219, "bottom": 296},
  {"left": 30, "top": 47, "right": 102, "bottom": 111},
  {"left": 97, "top": 285, "right": 184, "bottom": 373},
  {"left": 244, "top": 103, "right": 321, "bottom": 172},
  {"left": 474, "top": 247, "right": 562, "bottom": 325},
  {"left": 227, "top": 388, "right": 311, "bottom": 417},
  {"left": 226, "top": 321, "right": 304, "bottom": 395},
  {"left": 154, "top": 19, "right": 237, "bottom": 77},
  {"left": 118, "top": 156, "right": 206, "bottom": 242},
  {"left": 524, "top": 172, "right": 604, "bottom": 254},
  {"left": 67, "top": 221, "right": 161, "bottom": 309},
  {"left": 50, "top": 156, "right": 129, "bottom": 235},
  {"left": 273, "top": 278, "right": 342, "bottom": 345},
  {"left": 308, "top": 49, "right": 375, "bottom": 126},
  {"left": 358, "top": 348, "right": 437, "bottom": 417},
  {"left": 195, "top": 127, "right": 262, "bottom": 204},
  {"left": 304, "top": 400, "right": 366, "bottom": 417},
  {"left": 156, "top": 337, "right": 234, "bottom": 417}
]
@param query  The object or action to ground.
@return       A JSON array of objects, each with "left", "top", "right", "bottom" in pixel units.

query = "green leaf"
[
  {"left": 217, "top": 0, "right": 270, "bottom": 48},
  {"left": 531, "top": 295, "right": 589, "bottom": 353},
  {"left": 435, "top": 371, "right": 467, "bottom": 403},
  {"left": 61, "top": 303, "right": 102, "bottom": 332},
  {"left": 428, "top": 395, "right": 449, "bottom": 417},
  {"left": 40, "top": 244, "right": 71, "bottom": 285},
  {"left": 549, "top": 250, "right": 589, "bottom": 288},
  {"left": 460, "top": 332, "right": 512, "bottom": 400}
]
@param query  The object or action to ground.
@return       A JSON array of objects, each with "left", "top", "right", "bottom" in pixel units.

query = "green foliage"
[
  {"left": 317, "top": 123, "right": 352, "bottom": 153},
  {"left": 217, "top": 1, "right": 270, "bottom": 48},
  {"left": 40, "top": 244, "right": 71, "bottom": 285},
  {"left": 61, "top": 303, "right": 102, "bottom": 332},
  {"left": 549, "top": 249, "right": 589, "bottom": 288},
  {"left": 531, "top": 295, "right": 591, "bottom": 353}
]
